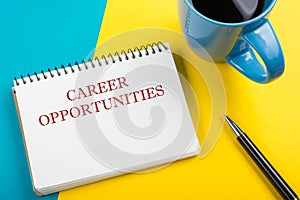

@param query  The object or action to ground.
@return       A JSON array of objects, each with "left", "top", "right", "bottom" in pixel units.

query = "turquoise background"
[{"left": 0, "top": 1, "right": 107, "bottom": 199}]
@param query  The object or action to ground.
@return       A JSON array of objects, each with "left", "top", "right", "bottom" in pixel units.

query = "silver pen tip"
[{"left": 224, "top": 115, "right": 242, "bottom": 137}]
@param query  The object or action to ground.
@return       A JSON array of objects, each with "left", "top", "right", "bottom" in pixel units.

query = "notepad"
[{"left": 12, "top": 42, "right": 200, "bottom": 196}]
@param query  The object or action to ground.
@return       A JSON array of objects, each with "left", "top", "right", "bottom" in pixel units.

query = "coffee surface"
[{"left": 192, "top": 0, "right": 265, "bottom": 23}]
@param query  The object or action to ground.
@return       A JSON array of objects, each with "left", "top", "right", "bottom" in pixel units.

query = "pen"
[{"left": 224, "top": 115, "right": 299, "bottom": 200}]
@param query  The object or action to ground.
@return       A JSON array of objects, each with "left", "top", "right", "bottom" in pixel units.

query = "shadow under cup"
[{"left": 178, "top": 0, "right": 284, "bottom": 83}]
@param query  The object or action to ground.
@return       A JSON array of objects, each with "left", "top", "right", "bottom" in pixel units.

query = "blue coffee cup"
[{"left": 178, "top": 0, "right": 284, "bottom": 83}]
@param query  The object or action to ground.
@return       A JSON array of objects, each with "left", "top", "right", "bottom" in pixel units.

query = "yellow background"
[{"left": 59, "top": 0, "right": 300, "bottom": 199}]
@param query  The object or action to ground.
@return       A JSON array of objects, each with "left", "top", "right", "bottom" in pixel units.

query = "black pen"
[{"left": 224, "top": 115, "right": 299, "bottom": 200}]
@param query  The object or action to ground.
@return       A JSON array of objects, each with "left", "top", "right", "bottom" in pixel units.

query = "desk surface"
[
  {"left": 0, "top": 1, "right": 106, "bottom": 200},
  {"left": 1, "top": 0, "right": 299, "bottom": 199},
  {"left": 60, "top": 0, "right": 300, "bottom": 199}
]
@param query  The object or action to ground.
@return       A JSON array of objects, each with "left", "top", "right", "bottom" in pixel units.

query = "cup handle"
[{"left": 225, "top": 19, "right": 284, "bottom": 83}]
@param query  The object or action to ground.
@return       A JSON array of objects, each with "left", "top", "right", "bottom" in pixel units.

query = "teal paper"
[{"left": 0, "top": 0, "right": 107, "bottom": 199}]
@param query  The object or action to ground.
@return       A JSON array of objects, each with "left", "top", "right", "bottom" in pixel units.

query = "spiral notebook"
[{"left": 12, "top": 42, "right": 200, "bottom": 196}]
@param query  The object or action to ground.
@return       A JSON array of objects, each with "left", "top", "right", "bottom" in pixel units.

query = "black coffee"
[{"left": 191, "top": 0, "right": 265, "bottom": 23}]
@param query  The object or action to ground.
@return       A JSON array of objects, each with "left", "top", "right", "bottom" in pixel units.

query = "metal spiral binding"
[{"left": 14, "top": 42, "right": 168, "bottom": 86}]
